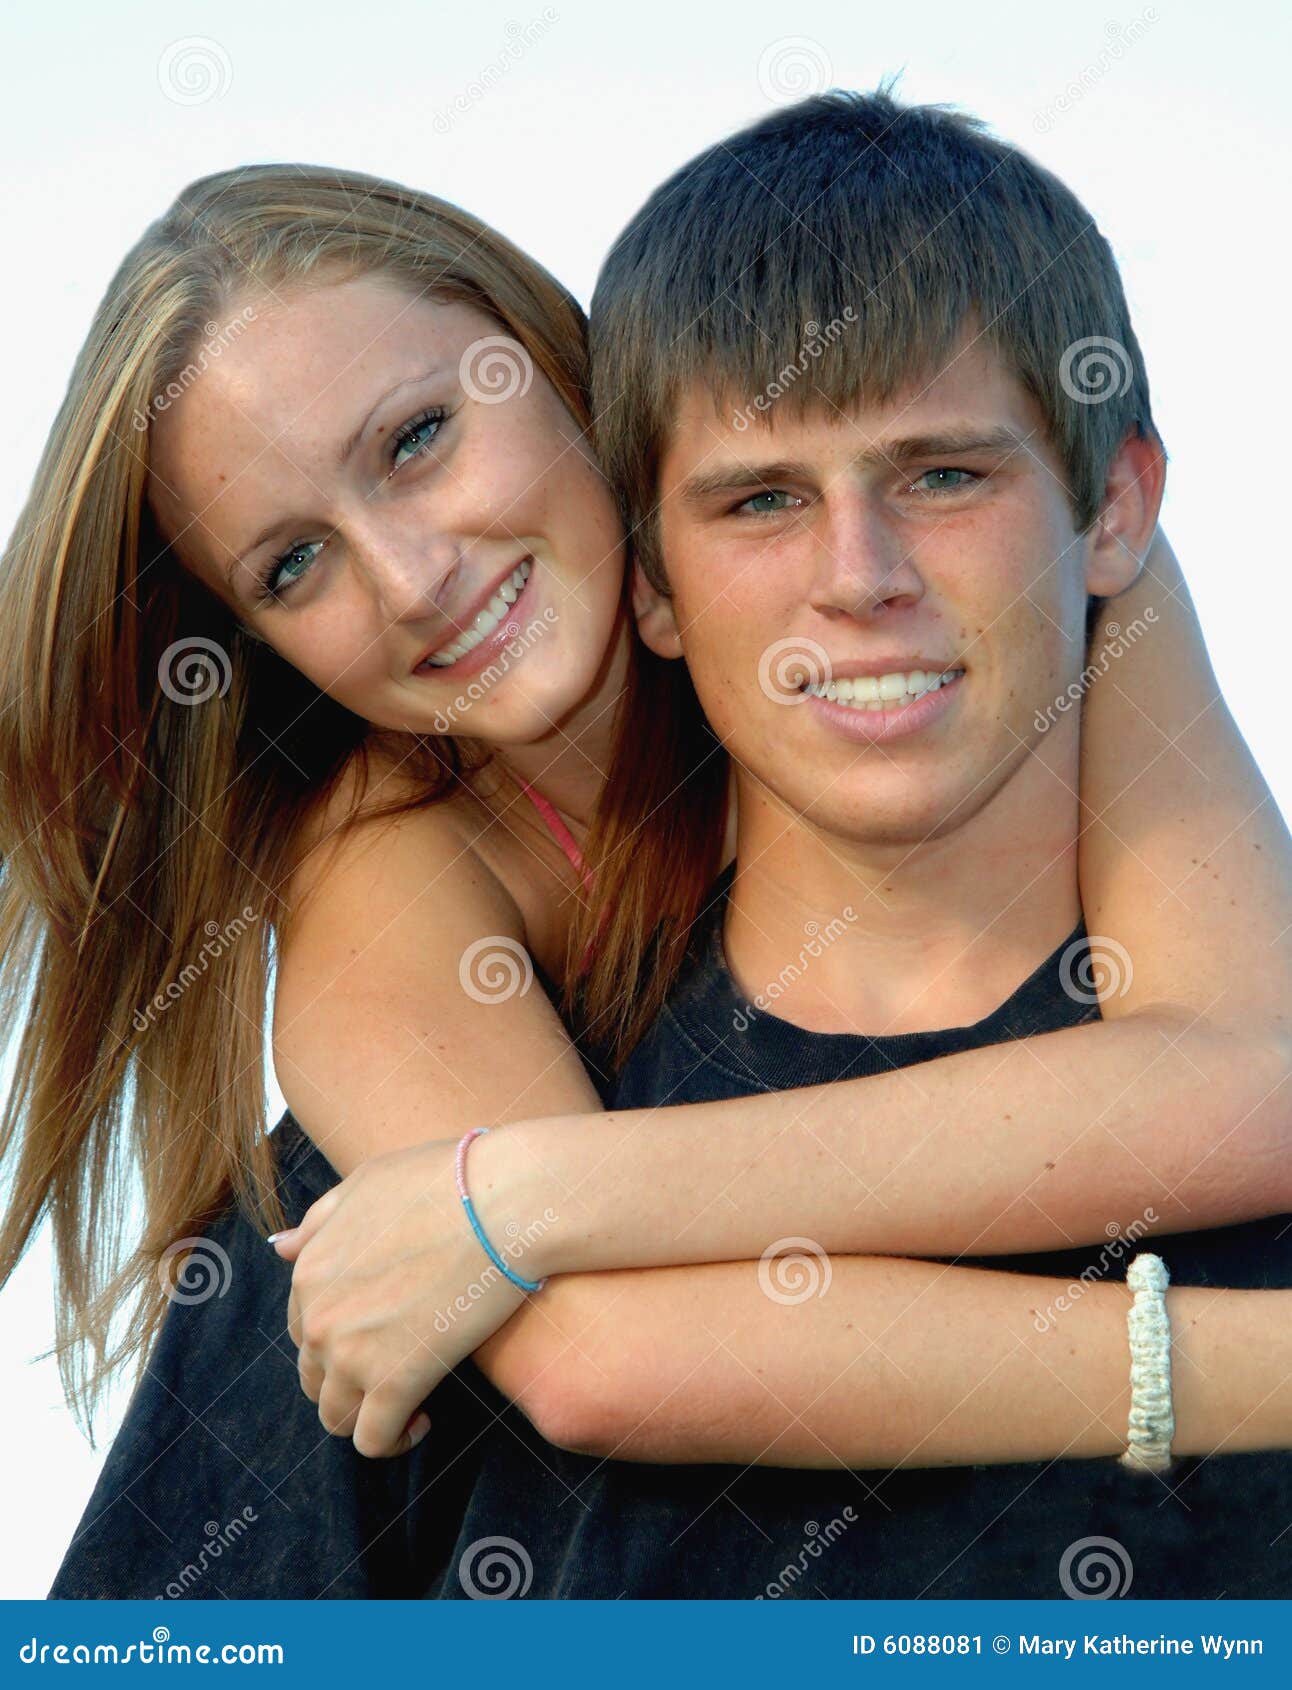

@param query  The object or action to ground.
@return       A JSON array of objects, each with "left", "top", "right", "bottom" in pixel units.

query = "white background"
[{"left": 0, "top": 0, "right": 1288, "bottom": 1599}]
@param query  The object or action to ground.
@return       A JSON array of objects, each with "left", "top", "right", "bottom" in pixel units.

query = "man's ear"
[
  {"left": 631, "top": 559, "right": 684, "bottom": 659},
  {"left": 1085, "top": 428, "right": 1167, "bottom": 597}
]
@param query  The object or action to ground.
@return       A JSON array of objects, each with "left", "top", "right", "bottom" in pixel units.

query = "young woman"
[{"left": 3, "top": 161, "right": 1288, "bottom": 1580}]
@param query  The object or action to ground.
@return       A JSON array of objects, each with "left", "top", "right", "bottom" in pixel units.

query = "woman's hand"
[{"left": 270, "top": 1131, "right": 544, "bottom": 1458}]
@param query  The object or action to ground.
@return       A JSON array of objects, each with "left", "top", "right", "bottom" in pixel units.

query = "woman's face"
[{"left": 147, "top": 275, "right": 626, "bottom": 743}]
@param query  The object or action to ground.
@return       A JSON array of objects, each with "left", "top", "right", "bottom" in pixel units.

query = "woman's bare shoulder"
[{"left": 282, "top": 745, "right": 520, "bottom": 939}]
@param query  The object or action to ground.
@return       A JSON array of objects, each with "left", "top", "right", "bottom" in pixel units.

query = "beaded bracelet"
[
  {"left": 1119, "top": 1252, "right": 1175, "bottom": 1473},
  {"left": 455, "top": 1126, "right": 547, "bottom": 1294}
]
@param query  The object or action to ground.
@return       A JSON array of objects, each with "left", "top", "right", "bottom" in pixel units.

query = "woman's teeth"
[
  {"left": 804, "top": 668, "right": 964, "bottom": 711},
  {"left": 423, "top": 558, "right": 532, "bottom": 668}
]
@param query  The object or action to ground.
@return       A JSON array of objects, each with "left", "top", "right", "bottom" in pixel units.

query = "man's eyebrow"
[
  {"left": 678, "top": 460, "right": 817, "bottom": 505},
  {"left": 226, "top": 363, "right": 450, "bottom": 586},
  {"left": 676, "top": 427, "right": 1028, "bottom": 506},
  {"left": 877, "top": 425, "right": 1027, "bottom": 463}
]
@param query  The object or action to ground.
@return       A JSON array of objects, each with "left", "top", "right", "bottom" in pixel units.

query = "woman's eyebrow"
[{"left": 336, "top": 363, "right": 449, "bottom": 467}]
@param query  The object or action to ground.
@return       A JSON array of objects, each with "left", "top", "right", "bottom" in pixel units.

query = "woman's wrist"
[{"left": 461, "top": 1116, "right": 588, "bottom": 1281}]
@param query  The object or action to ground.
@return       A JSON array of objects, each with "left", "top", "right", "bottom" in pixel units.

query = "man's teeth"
[
  {"left": 804, "top": 668, "right": 964, "bottom": 710},
  {"left": 424, "top": 559, "right": 532, "bottom": 667}
]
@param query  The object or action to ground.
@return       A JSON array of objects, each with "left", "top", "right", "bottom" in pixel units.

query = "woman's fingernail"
[
  {"left": 409, "top": 1412, "right": 431, "bottom": 1446},
  {"left": 266, "top": 1229, "right": 295, "bottom": 1245}
]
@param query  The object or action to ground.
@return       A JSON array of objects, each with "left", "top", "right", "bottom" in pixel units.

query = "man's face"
[{"left": 650, "top": 339, "right": 1129, "bottom": 847}]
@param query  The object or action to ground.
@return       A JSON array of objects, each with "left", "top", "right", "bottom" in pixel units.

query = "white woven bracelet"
[{"left": 1119, "top": 1252, "right": 1174, "bottom": 1473}]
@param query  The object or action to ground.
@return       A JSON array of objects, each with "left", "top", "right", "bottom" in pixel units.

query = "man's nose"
[{"left": 810, "top": 494, "right": 925, "bottom": 620}]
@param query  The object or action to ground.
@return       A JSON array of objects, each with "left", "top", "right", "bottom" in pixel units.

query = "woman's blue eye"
[
  {"left": 259, "top": 540, "right": 323, "bottom": 601},
  {"left": 389, "top": 407, "right": 447, "bottom": 471},
  {"left": 912, "top": 467, "right": 976, "bottom": 494},
  {"left": 738, "top": 489, "right": 796, "bottom": 516}
]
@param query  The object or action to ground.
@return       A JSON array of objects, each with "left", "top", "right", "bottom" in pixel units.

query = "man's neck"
[{"left": 723, "top": 736, "right": 1083, "bottom": 1037}]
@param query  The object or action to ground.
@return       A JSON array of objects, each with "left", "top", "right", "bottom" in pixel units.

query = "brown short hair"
[{"left": 590, "top": 87, "right": 1158, "bottom": 590}]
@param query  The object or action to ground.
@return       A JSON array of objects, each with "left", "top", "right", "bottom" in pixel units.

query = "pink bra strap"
[{"left": 518, "top": 780, "right": 594, "bottom": 894}]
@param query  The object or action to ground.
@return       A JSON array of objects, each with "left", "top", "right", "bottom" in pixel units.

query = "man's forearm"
[{"left": 487, "top": 1255, "right": 1292, "bottom": 1470}]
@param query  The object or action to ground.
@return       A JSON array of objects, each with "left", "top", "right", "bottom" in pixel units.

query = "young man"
[{"left": 415, "top": 89, "right": 1292, "bottom": 1599}]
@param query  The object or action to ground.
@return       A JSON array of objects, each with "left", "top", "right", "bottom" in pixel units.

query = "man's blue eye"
[
  {"left": 913, "top": 468, "right": 975, "bottom": 494},
  {"left": 739, "top": 489, "right": 794, "bottom": 515}
]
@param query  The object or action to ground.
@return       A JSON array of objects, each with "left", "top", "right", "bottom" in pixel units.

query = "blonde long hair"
[{"left": 0, "top": 163, "right": 592, "bottom": 1438}]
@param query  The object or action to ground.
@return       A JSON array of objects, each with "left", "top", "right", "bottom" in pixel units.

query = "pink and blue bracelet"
[{"left": 455, "top": 1126, "right": 547, "bottom": 1294}]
